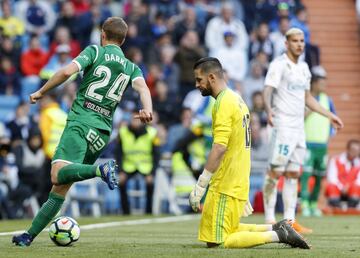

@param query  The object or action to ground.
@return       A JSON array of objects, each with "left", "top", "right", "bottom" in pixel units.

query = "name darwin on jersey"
[{"left": 105, "top": 53, "right": 125, "bottom": 66}]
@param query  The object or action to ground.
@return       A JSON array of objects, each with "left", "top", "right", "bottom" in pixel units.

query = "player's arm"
[
  {"left": 132, "top": 77, "right": 153, "bottom": 123},
  {"left": 189, "top": 97, "right": 232, "bottom": 212},
  {"left": 263, "top": 85, "right": 275, "bottom": 126},
  {"left": 189, "top": 143, "right": 227, "bottom": 212},
  {"left": 305, "top": 90, "right": 344, "bottom": 130},
  {"left": 30, "top": 62, "right": 79, "bottom": 104}
]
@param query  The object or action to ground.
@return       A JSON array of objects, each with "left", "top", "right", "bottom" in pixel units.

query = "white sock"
[
  {"left": 282, "top": 178, "right": 298, "bottom": 221},
  {"left": 270, "top": 231, "right": 280, "bottom": 242},
  {"left": 263, "top": 174, "right": 278, "bottom": 223}
]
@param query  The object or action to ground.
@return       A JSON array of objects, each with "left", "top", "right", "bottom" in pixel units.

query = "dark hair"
[
  {"left": 193, "top": 57, "right": 224, "bottom": 78},
  {"left": 102, "top": 17, "right": 128, "bottom": 44},
  {"left": 347, "top": 139, "right": 360, "bottom": 150}
]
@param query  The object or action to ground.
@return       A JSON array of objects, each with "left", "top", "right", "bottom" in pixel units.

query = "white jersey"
[{"left": 264, "top": 53, "right": 311, "bottom": 129}]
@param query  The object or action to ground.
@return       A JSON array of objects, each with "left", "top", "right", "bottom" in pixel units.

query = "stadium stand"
[{"left": 0, "top": 0, "right": 359, "bottom": 219}]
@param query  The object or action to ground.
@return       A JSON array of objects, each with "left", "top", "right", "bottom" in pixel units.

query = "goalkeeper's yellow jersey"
[{"left": 209, "top": 88, "right": 251, "bottom": 200}]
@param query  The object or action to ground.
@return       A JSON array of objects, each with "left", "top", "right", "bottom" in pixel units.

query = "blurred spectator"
[
  {"left": 52, "top": 1, "right": 80, "bottom": 41},
  {"left": 209, "top": 0, "right": 245, "bottom": 22},
  {"left": 0, "top": 0, "right": 25, "bottom": 38},
  {"left": 250, "top": 112, "right": 268, "bottom": 163},
  {"left": 0, "top": 56, "right": 21, "bottom": 96},
  {"left": 20, "top": 34, "right": 47, "bottom": 76},
  {"left": 59, "top": 81, "right": 77, "bottom": 113},
  {"left": 39, "top": 93, "right": 67, "bottom": 203},
  {"left": 269, "top": 16, "right": 290, "bottom": 58},
  {"left": 253, "top": 0, "right": 278, "bottom": 25},
  {"left": 70, "top": 0, "right": 90, "bottom": 16},
  {"left": 77, "top": 1, "right": 111, "bottom": 47},
  {"left": 0, "top": 139, "right": 32, "bottom": 219},
  {"left": 6, "top": 101, "right": 33, "bottom": 144},
  {"left": 13, "top": 127, "right": 45, "bottom": 204},
  {"left": 212, "top": 30, "right": 248, "bottom": 87},
  {"left": 0, "top": 36, "right": 21, "bottom": 69},
  {"left": 250, "top": 90, "right": 267, "bottom": 128},
  {"left": 290, "top": 5, "right": 310, "bottom": 44},
  {"left": 122, "top": 22, "right": 148, "bottom": 54},
  {"left": 205, "top": 2, "right": 249, "bottom": 54},
  {"left": 15, "top": 0, "right": 56, "bottom": 35},
  {"left": 326, "top": 140, "right": 360, "bottom": 209},
  {"left": 124, "top": 1, "right": 152, "bottom": 55},
  {"left": 174, "top": 30, "right": 206, "bottom": 101},
  {"left": 242, "top": 60, "right": 265, "bottom": 106},
  {"left": 268, "top": 2, "right": 292, "bottom": 32},
  {"left": 153, "top": 80, "right": 179, "bottom": 127},
  {"left": 151, "top": 12, "right": 168, "bottom": 40},
  {"left": 249, "top": 111, "right": 269, "bottom": 204},
  {"left": 191, "top": 0, "right": 217, "bottom": 27},
  {"left": 116, "top": 110, "right": 160, "bottom": 214},
  {"left": 172, "top": 6, "right": 205, "bottom": 44},
  {"left": 48, "top": 26, "right": 81, "bottom": 60},
  {"left": 301, "top": 66, "right": 336, "bottom": 217},
  {"left": 159, "top": 44, "right": 179, "bottom": 98},
  {"left": 40, "top": 44, "right": 72, "bottom": 81},
  {"left": 146, "top": 32, "right": 172, "bottom": 65},
  {"left": 251, "top": 50, "right": 270, "bottom": 75},
  {"left": 145, "top": 63, "right": 162, "bottom": 97},
  {"left": 164, "top": 107, "right": 193, "bottom": 153},
  {"left": 249, "top": 22, "right": 274, "bottom": 61},
  {"left": 151, "top": 0, "right": 180, "bottom": 19},
  {"left": 126, "top": 47, "right": 148, "bottom": 78}
]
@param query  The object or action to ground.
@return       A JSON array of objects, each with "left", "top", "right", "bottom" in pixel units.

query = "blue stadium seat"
[
  {"left": 0, "top": 95, "right": 20, "bottom": 122},
  {"left": 0, "top": 95, "right": 20, "bottom": 109},
  {"left": 21, "top": 77, "right": 40, "bottom": 101}
]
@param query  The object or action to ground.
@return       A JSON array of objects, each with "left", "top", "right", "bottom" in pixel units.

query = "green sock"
[
  {"left": 310, "top": 175, "right": 322, "bottom": 202},
  {"left": 300, "top": 172, "right": 311, "bottom": 201},
  {"left": 57, "top": 163, "right": 99, "bottom": 184},
  {"left": 28, "top": 192, "right": 65, "bottom": 238}
]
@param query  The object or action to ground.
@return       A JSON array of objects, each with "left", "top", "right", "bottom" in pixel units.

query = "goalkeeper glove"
[
  {"left": 189, "top": 169, "right": 213, "bottom": 212},
  {"left": 242, "top": 200, "right": 254, "bottom": 217}
]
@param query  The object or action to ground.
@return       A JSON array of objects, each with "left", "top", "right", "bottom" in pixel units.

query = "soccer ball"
[{"left": 49, "top": 216, "right": 80, "bottom": 246}]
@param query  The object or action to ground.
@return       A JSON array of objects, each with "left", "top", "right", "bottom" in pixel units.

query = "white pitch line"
[{"left": 0, "top": 214, "right": 200, "bottom": 236}]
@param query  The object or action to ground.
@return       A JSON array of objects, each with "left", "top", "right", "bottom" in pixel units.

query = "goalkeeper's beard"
[{"left": 199, "top": 81, "right": 212, "bottom": 96}]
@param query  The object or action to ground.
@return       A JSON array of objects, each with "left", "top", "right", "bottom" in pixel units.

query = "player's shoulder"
[
  {"left": 269, "top": 54, "right": 287, "bottom": 68},
  {"left": 219, "top": 89, "right": 245, "bottom": 110}
]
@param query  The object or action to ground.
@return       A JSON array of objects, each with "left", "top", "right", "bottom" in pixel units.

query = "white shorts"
[{"left": 268, "top": 127, "right": 306, "bottom": 173}]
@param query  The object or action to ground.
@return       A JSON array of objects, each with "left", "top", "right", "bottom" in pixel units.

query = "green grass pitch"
[{"left": 1, "top": 214, "right": 359, "bottom": 258}]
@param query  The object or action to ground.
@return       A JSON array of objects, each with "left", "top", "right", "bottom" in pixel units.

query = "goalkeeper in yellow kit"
[{"left": 189, "top": 57, "right": 310, "bottom": 249}]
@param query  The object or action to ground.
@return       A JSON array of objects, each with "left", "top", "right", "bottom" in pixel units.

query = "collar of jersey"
[{"left": 283, "top": 53, "right": 298, "bottom": 66}]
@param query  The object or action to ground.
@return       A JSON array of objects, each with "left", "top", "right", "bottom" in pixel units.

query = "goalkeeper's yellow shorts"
[{"left": 198, "top": 190, "right": 246, "bottom": 244}]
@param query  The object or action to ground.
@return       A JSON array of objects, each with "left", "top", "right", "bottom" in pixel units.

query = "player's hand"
[
  {"left": 267, "top": 109, "right": 275, "bottom": 127},
  {"left": 189, "top": 184, "right": 206, "bottom": 212},
  {"left": 330, "top": 114, "right": 344, "bottom": 130},
  {"left": 134, "top": 109, "right": 153, "bottom": 123},
  {"left": 242, "top": 200, "right": 254, "bottom": 217},
  {"left": 29, "top": 90, "right": 43, "bottom": 104}
]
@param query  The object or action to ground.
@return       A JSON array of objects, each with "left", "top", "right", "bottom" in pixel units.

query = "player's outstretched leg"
[
  {"left": 275, "top": 223, "right": 311, "bottom": 249},
  {"left": 12, "top": 190, "right": 66, "bottom": 247},
  {"left": 99, "top": 159, "right": 118, "bottom": 190}
]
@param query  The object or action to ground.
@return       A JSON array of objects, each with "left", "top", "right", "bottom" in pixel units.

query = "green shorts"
[
  {"left": 303, "top": 145, "right": 327, "bottom": 176},
  {"left": 52, "top": 120, "right": 110, "bottom": 165}
]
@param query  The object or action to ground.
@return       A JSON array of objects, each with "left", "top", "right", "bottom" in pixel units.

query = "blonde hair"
[
  {"left": 102, "top": 17, "right": 128, "bottom": 44},
  {"left": 285, "top": 28, "right": 304, "bottom": 40}
]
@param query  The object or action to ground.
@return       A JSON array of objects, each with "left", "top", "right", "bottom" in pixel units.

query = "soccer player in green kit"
[{"left": 12, "top": 17, "right": 153, "bottom": 246}]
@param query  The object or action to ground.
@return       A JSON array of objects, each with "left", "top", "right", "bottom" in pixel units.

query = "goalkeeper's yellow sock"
[
  {"left": 238, "top": 223, "right": 272, "bottom": 232},
  {"left": 224, "top": 231, "right": 278, "bottom": 248}
]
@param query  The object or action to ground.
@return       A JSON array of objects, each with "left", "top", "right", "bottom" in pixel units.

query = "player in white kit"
[{"left": 262, "top": 28, "right": 343, "bottom": 233}]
